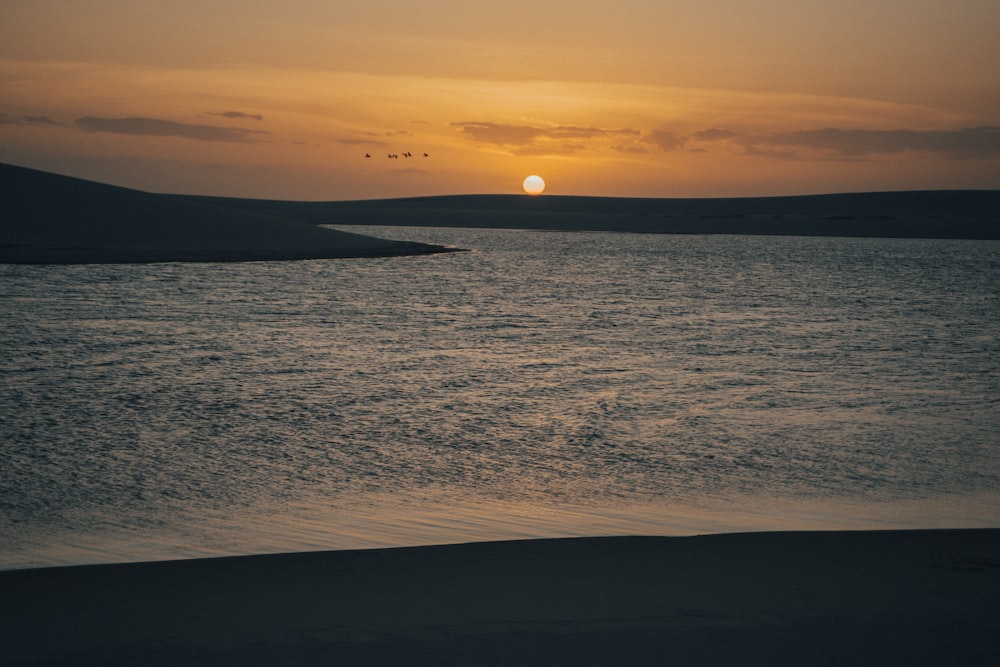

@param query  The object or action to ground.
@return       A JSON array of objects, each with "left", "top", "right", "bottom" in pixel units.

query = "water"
[{"left": 2, "top": 228, "right": 998, "bottom": 569}]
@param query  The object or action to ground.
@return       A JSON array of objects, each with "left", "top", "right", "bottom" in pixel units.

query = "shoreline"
[
  {"left": 0, "top": 243, "right": 464, "bottom": 265},
  {"left": 7, "top": 491, "right": 1000, "bottom": 573},
  {"left": 3, "top": 529, "right": 998, "bottom": 665}
]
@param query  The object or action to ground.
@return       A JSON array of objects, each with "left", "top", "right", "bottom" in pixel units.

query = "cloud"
[
  {"left": 209, "top": 111, "right": 264, "bottom": 121},
  {"left": 641, "top": 130, "right": 686, "bottom": 151},
  {"left": 454, "top": 121, "right": 544, "bottom": 146},
  {"left": 690, "top": 128, "right": 737, "bottom": 142},
  {"left": 453, "top": 121, "right": 640, "bottom": 152},
  {"left": 75, "top": 116, "right": 269, "bottom": 142},
  {"left": 754, "top": 126, "right": 1000, "bottom": 158},
  {"left": 25, "top": 115, "right": 65, "bottom": 126},
  {"left": 639, "top": 125, "right": 1000, "bottom": 159},
  {"left": 512, "top": 142, "right": 587, "bottom": 156},
  {"left": 0, "top": 114, "right": 66, "bottom": 126},
  {"left": 612, "top": 144, "right": 649, "bottom": 154}
]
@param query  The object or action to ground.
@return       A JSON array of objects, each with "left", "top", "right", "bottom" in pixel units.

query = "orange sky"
[{"left": 2, "top": 1, "right": 998, "bottom": 199}]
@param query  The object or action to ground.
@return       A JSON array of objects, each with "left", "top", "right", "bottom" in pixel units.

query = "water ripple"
[{"left": 1, "top": 230, "right": 998, "bottom": 567}]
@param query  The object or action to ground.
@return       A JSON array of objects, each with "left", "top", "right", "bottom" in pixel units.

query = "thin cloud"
[
  {"left": 512, "top": 142, "right": 586, "bottom": 156},
  {"left": 25, "top": 115, "right": 65, "bottom": 126},
  {"left": 454, "top": 122, "right": 543, "bottom": 146},
  {"left": 75, "top": 116, "right": 269, "bottom": 142},
  {"left": 453, "top": 121, "right": 639, "bottom": 151},
  {"left": 691, "top": 128, "right": 738, "bottom": 142},
  {"left": 613, "top": 144, "right": 649, "bottom": 154},
  {"left": 209, "top": 111, "right": 264, "bottom": 121},
  {"left": 755, "top": 126, "right": 1000, "bottom": 158},
  {"left": 0, "top": 114, "right": 66, "bottom": 126},
  {"left": 546, "top": 126, "right": 637, "bottom": 140},
  {"left": 641, "top": 129, "right": 686, "bottom": 151},
  {"left": 643, "top": 128, "right": 738, "bottom": 152},
  {"left": 639, "top": 126, "right": 1000, "bottom": 159}
]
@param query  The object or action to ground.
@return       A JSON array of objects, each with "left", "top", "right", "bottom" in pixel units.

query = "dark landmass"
[
  {"left": 3, "top": 162, "right": 998, "bottom": 266},
  {"left": 2, "top": 530, "right": 998, "bottom": 666},
  {"left": 194, "top": 189, "right": 1000, "bottom": 240},
  {"left": 0, "top": 163, "right": 457, "bottom": 264}
]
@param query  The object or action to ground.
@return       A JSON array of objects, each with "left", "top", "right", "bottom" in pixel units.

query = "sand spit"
[
  {"left": 0, "top": 163, "right": 457, "bottom": 264},
  {"left": 2, "top": 530, "right": 998, "bottom": 665}
]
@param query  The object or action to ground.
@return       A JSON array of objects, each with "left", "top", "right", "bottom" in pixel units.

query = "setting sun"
[{"left": 523, "top": 175, "right": 545, "bottom": 194}]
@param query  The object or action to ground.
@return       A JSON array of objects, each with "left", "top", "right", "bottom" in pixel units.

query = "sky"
[{"left": 2, "top": 0, "right": 999, "bottom": 200}]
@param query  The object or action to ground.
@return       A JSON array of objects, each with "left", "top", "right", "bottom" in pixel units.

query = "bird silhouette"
[
  {"left": 403, "top": 151, "right": 412, "bottom": 158},
  {"left": 423, "top": 152, "right": 429, "bottom": 157},
  {"left": 365, "top": 153, "right": 371, "bottom": 158}
]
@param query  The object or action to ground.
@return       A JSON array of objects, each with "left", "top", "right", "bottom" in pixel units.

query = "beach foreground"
[{"left": 2, "top": 530, "right": 998, "bottom": 666}]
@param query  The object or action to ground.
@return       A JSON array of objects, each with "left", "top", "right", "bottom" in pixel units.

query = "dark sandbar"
[{"left": 2, "top": 530, "right": 998, "bottom": 665}]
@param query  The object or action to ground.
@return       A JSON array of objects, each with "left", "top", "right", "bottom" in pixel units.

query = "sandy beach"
[{"left": 2, "top": 529, "right": 998, "bottom": 665}]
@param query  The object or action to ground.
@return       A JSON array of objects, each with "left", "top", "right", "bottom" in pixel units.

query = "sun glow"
[{"left": 523, "top": 175, "right": 545, "bottom": 194}]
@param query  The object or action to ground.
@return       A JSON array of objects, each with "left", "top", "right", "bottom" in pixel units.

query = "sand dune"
[
  {"left": 200, "top": 189, "right": 1000, "bottom": 240},
  {"left": 0, "top": 163, "right": 456, "bottom": 264},
  {"left": 2, "top": 530, "right": 998, "bottom": 665},
  {"left": 3, "top": 163, "right": 997, "bottom": 266}
]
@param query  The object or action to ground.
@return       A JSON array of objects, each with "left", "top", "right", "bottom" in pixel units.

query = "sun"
[{"left": 522, "top": 175, "right": 545, "bottom": 195}]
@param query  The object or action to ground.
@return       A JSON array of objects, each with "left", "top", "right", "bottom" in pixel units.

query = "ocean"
[{"left": 2, "top": 227, "right": 998, "bottom": 569}]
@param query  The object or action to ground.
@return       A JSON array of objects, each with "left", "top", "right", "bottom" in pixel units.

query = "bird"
[
  {"left": 423, "top": 152, "right": 429, "bottom": 157},
  {"left": 365, "top": 153, "right": 371, "bottom": 158},
  {"left": 403, "top": 151, "right": 412, "bottom": 158}
]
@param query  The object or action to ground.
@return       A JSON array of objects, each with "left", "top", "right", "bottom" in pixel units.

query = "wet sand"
[{"left": 2, "top": 530, "right": 998, "bottom": 665}]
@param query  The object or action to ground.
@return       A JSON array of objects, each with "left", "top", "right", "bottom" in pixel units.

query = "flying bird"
[{"left": 365, "top": 153, "right": 371, "bottom": 158}]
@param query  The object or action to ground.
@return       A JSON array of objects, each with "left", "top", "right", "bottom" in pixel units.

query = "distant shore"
[
  {"left": 3, "top": 163, "right": 998, "bottom": 266},
  {"left": 202, "top": 189, "right": 1000, "bottom": 240},
  {"left": 0, "top": 243, "right": 460, "bottom": 265},
  {"left": 2, "top": 529, "right": 997, "bottom": 665}
]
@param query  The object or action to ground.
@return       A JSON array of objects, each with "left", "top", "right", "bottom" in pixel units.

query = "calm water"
[{"left": 2, "top": 228, "right": 999, "bottom": 569}]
